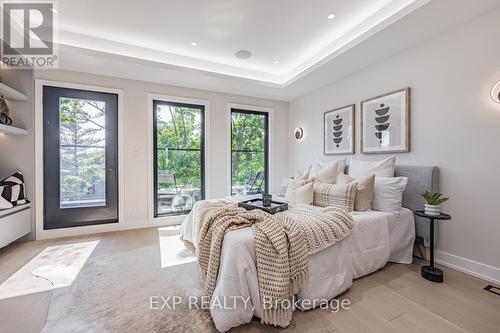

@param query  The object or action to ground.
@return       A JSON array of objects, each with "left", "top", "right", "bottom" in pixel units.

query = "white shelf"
[
  {"left": 0, "top": 124, "right": 28, "bottom": 135},
  {"left": 0, "top": 82, "right": 27, "bottom": 101}
]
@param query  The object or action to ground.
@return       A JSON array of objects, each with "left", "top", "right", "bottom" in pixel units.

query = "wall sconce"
[
  {"left": 294, "top": 127, "right": 304, "bottom": 140},
  {"left": 491, "top": 80, "right": 500, "bottom": 103}
]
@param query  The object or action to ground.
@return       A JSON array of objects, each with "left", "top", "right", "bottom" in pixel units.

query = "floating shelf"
[
  {"left": 0, "top": 82, "right": 27, "bottom": 101},
  {"left": 0, "top": 124, "right": 28, "bottom": 135}
]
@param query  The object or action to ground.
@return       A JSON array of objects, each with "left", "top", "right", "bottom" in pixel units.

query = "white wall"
[
  {"left": 34, "top": 69, "right": 289, "bottom": 236},
  {"left": 290, "top": 8, "right": 500, "bottom": 280}
]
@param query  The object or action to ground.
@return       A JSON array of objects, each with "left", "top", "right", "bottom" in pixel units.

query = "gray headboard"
[
  {"left": 395, "top": 166, "right": 439, "bottom": 246},
  {"left": 343, "top": 164, "right": 439, "bottom": 246}
]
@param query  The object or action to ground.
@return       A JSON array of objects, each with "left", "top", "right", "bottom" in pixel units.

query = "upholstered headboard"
[
  {"left": 343, "top": 164, "right": 439, "bottom": 245},
  {"left": 395, "top": 166, "right": 439, "bottom": 246}
]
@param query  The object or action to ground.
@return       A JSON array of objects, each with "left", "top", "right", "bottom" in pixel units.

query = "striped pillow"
[
  {"left": 313, "top": 181, "right": 357, "bottom": 211},
  {"left": 0, "top": 172, "right": 28, "bottom": 206}
]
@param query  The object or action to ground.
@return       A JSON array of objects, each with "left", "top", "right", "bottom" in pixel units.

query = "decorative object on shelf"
[
  {"left": 491, "top": 80, "right": 500, "bottom": 103},
  {"left": 361, "top": 88, "right": 410, "bottom": 153},
  {"left": 294, "top": 127, "right": 304, "bottom": 140},
  {"left": 238, "top": 198, "right": 288, "bottom": 214},
  {"left": 262, "top": 193, "right": 272, "bottom": 207},
  {"left": 421, "top": 191, "right": 449, "bottom": 216},
  {"left": 324, "top": 104, "right": 354, "bottom": 155},
  {"left": 415, "top": 210, "right": 451, "bottom": 283},
  {"left": 0, "top": 96, "right": 13, "bottom": 126}
]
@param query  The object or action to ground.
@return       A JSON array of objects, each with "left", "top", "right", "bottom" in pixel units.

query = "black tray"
[{"left": 238, "top": 199, "right": 288, "bottom": 214}]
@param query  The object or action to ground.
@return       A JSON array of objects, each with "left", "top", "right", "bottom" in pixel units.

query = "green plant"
[{"left": 421, "top": 191, "right": 449, "bottom": 205}]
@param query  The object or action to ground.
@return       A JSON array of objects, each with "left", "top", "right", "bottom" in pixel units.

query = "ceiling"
[{"left": 52, "top": 0, "right": 500, "bottom": 101}]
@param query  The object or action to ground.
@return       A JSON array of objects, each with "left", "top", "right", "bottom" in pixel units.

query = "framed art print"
[
  {"left": 361, "top": 88, "right": 410, "bottom": 154},
  {"left": 324, "top": 104, "right": 354, "bottom": 155}
]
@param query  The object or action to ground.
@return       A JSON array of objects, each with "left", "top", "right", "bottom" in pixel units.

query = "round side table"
[{"left": 415, "top": 210, "right": 452, "bottom": 283}]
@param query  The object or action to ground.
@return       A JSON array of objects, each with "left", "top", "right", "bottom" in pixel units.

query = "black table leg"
[{"left": 421, "top": 218, "right": 444, "bottom": 282}]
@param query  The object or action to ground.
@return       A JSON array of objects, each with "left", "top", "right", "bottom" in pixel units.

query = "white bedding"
[{"left": 180, "top": 198, "right": 415, "bottom": 332}]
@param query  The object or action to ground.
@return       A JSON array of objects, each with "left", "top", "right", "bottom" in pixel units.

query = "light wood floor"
[{"left": 0, "top": 227, "right": 499, "bottom": 333}]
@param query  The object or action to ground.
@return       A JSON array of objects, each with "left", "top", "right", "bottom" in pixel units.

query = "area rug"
[{"left": 40, "top": 234, "right": 218, "bottom": 333}]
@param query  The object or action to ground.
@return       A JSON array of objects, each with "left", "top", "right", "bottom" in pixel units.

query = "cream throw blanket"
[{"left": 196, "top": 201, "right": 353, "bottom": 328}]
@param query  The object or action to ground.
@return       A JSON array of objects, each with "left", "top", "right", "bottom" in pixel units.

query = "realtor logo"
[{"left": 1, "top": 1, "right": 58, "bottom": 68}]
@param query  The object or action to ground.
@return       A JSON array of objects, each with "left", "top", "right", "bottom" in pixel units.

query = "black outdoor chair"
[{"left": 247, "top": 171, "right": 265, "bottom": 195}]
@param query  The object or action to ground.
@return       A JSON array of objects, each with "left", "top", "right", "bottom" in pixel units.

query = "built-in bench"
[{"left": 0, "top": 203, "right": 31, "bottom": 248}]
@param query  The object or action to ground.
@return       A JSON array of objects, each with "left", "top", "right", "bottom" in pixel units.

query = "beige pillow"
[
  {"left": 309, "top": 160, "right": 341, "bottom": 184},
  {"left": 313, "top": 181, "right": 357, "bottom": 211},
  {"left": 337, "top": 172, "right": 375, "bottom": 211},
  {"left": 285, "top": 181, "right": 314, "bottom": 205}
]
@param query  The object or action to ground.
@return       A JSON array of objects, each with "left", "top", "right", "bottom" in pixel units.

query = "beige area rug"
[{"left": 41, "top": 229, "right": 218, "bottom": 333}]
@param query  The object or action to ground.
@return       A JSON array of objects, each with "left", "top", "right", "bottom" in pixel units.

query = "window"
[
  {"left": 231, "top": 109, "right": 269, "bottom": 195},
  {"left": 59, "top": 97, "right": 106, "bottom": 208},
  {"left": 153, "top": 100, "right": 205, "bottom": 217}
]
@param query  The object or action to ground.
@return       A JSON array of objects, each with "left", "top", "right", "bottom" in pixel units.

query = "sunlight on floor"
[
  {"left": 0, "top": 240, "right": 99, "bottom": 300},
  {"left": 158, "top": 226, "right": 197, "bottom": 268}
]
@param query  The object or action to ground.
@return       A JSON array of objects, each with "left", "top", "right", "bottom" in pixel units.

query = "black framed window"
[
  {"left": 153, "top": 100, "right": 205, "bottom": 217},
  {"left": 231, "top": 109, "right": 269, "bottom": 195}
]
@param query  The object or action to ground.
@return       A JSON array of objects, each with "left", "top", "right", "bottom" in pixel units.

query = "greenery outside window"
[
  {"left": 153, "top": 100, "right": 205, "bottom": 217},
  {"left": 231, "top": 109, "right": 269, "bottom": 195}
]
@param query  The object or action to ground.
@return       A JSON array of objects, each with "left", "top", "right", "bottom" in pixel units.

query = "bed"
[{"left": 180, "top": 165, "right": 438, "bottom": 332}]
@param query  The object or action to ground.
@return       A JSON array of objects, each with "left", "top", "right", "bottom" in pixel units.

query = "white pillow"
[
  {"left": 348, "top": 156, "right": 396, "bottom": 179},
  {"left": 309, "top": 159, "right": 345, "bottom": 184},
  {"left": 294, "top": 169, "right": 309, "bottom": 182},
  {"left": 317, "top": 158, "right": 347, "bottom": 174},
  {"left": 279, "top": 177, "right": 293, "bottom": 196},
  {"left": 0, "top": 196, "right": 13, "bottom": 210},
  {"left": 372, "top": 176, "right": 408, "bottom": 213},
  {"left": 285, "top": 181, "right": 314, "bottom": 205}
]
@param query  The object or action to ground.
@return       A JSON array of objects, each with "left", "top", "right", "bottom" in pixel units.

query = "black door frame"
[
  {"left": 42, "top": 85, "right": 119, "bottom": 230},
  {"left": 230, "top": 108, "right": 269, "bottom": 194},
  {"left": 153, "top": 100, "right": 206, "bottom": 217}
]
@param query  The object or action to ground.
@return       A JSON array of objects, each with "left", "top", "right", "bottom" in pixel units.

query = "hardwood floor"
[{"left": 0, "top": 227, "right": 499, "bottom": 333}]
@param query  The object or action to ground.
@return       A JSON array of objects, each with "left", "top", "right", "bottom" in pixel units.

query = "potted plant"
[{"left": 421, "top": 191, "right": 449, "bottom": 216}]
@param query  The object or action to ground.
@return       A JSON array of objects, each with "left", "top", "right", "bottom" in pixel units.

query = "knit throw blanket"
[{"left": 196, "top": 201, "right": 353, "bottom": 328}]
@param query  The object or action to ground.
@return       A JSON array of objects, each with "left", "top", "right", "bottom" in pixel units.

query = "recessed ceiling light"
[
  {"left": 327, "top": 13, "right": 336, "bottom": 19},
  {"left": 190, "top": 41, "right": 198, "bottom": 46},
  {"left": 273, "top": 60, "right": 280, "bottom": 64},
  {"left": 235, "top": 50, "right": 252, "bottom": 60}
]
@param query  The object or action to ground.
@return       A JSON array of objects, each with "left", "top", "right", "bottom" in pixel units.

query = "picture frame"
[
  {"left": 361, "top": 88, "right": 410, "bottom": 154},
  {"left": 323, "top": 104, "right": 354, "bottom": 155}
]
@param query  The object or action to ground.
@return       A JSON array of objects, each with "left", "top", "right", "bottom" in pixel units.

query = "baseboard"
[
  {"left": 435, "top": 250, "right": 500, "bottom": 285},
  {"left": 36, "top": 219, "right": 182, "bottom": 240}
]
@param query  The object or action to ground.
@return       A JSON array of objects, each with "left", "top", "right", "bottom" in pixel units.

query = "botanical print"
[
  {"left": 324, "top": 105, "right": 354, "bottom": 155},
  {"left": 362, "top": 88, "right": 409, "bottom": 153}
]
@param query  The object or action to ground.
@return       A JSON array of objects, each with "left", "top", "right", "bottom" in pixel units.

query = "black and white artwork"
[
  {"left": 324, "top": 105, "right": 354, "bottom": 155},
  {"left": 361, "top": 88, "right": 410, "bottom": 153}
]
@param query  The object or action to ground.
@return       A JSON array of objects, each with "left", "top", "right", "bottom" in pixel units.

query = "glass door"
[{"left": 43, "top": 86, "right": 118, "bottom": 229}]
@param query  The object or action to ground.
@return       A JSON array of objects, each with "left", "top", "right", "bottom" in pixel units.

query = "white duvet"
[{"left": 180, "top": 197, "right": 415, "bottom": 332}]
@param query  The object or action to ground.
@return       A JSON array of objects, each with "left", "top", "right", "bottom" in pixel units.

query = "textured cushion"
[
  {"left": 348, "top": 156, "right": 396, "bottom": 178},
  {"left": 372, "top": 176, "right": 408, "bottom": 213},
  {"left": 337, "top": 172, "right": 375, "bottom": 211},
  {"left": 309, "top": 159, "right": 344, "bottom": 184},
  {"left": 0, "top": 196, "right": 13, "bottom": 210},
  {"left": 285, "top": 181, "right": 314, "bottom": 205},
  {"left": 0, "top": 172, "right": 28, "bottom": 206},
  {"left": 313, "top": 181, "right": 357, "bottom": 211}
]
